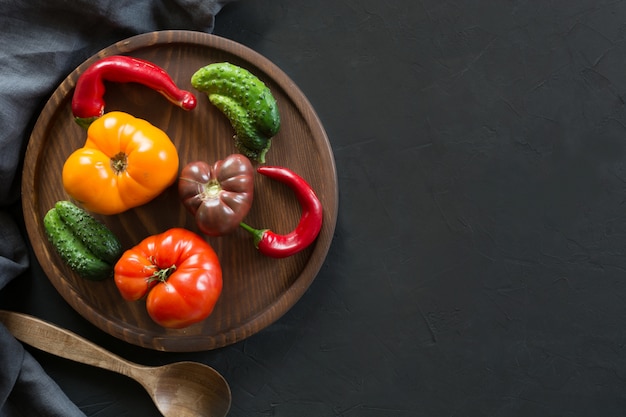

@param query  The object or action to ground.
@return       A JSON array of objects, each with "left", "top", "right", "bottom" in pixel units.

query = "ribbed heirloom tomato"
[
  {"left": 62, "top": 111, "right": 179, "bottom": 215},
  {"left": 114, "top": 228, "right": 222, "bottom": 329},
  {"left": 178, "top": 154, "right": 255, "bottom": 237}
]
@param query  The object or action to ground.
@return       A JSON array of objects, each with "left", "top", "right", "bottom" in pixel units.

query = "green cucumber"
[
  {"left": 54, "top": 200, "right": 122, "bottom": 264},
  {"left": 43, "top": 201, "right": 122, "bottom": 281},
  {"left": 191, "top": 62, "right": 280, "bottom": 163}
]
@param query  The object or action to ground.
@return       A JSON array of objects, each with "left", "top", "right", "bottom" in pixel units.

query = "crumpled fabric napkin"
[{"left": 0, "top": 0, "right": 233, "bottom": 415}]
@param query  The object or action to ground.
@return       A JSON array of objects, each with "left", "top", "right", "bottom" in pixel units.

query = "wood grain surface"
[{"left": 21, "top": 31, "right": 338, "bottom": 352}]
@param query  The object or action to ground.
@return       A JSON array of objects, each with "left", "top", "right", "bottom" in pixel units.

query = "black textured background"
[{"left": 5, "top": 0, "right": 626, "bottom": 415}]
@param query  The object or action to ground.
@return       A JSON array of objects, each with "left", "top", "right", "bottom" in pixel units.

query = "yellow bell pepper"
[{"left": 62, "top": 111, "right": 179, "bottom": 215}]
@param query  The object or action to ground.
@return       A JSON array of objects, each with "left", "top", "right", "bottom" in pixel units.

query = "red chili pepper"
[
  {"left": 240, "top": 166, "right": 323, "bottom": 258},
  {"left": 71, "top": 55, "right": 197, "bottom": 128}
]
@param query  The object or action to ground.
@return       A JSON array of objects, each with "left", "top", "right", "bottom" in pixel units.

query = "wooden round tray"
[{"left": 22, "top": 31, "right": 338, "bottom": 352}]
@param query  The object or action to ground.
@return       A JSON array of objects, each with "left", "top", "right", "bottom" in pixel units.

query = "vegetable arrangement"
[{"left": 44, "top": 56, "right": 324, "bottom": 329}]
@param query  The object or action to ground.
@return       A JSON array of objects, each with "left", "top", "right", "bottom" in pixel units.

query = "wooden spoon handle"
[{"left": 0, "top": 310, "right": 138, "bottom": 376}]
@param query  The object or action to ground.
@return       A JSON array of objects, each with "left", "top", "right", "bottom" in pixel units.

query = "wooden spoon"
[{"left": 0, "top": 310, "right": 231, "bottom": 417}]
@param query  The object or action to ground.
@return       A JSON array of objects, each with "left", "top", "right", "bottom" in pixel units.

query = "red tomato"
[{"left": 114, "top": 228, "right": 222, "bottom": 329}]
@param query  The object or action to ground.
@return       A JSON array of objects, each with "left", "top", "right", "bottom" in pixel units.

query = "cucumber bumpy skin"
[
  {"left": 43, "top": 201, "right": 122, "bottom": 281},
  {"left": 191, "top": 62, "right": 280, "bottom": 163},
  {"left": 54, "top": 200, "right": 122, "bottom": 264}
]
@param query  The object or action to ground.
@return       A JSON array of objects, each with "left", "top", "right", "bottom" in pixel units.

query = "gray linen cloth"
[{"left": 0, "top": 0, "right": 233, "bottom": 415}]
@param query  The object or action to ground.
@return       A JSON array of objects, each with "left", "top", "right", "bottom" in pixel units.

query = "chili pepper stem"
[
  {"left": 239, "top": 222, "right": 267, "bottom": 248},
  {"left": 75, "top": 116, "right": 99, "bottom": 130}
]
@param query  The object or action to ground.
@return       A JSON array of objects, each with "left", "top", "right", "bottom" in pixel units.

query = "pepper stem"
[
  {"left": 75, "top": 116, "right": 99, "bottom": 130},
  {"left": 239, "top": 222, "right": 267, "bottom": 248}
]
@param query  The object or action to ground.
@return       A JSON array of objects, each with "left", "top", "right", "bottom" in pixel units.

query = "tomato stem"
[
  {"left": 110, "top": 152, "right": 128, "bottom": 174},
  {"left": 147, "top": 264, "right": 177, "bottom": 284},
  {"left": 203, "top": 179, "right": 222, "bottom": 199}
]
